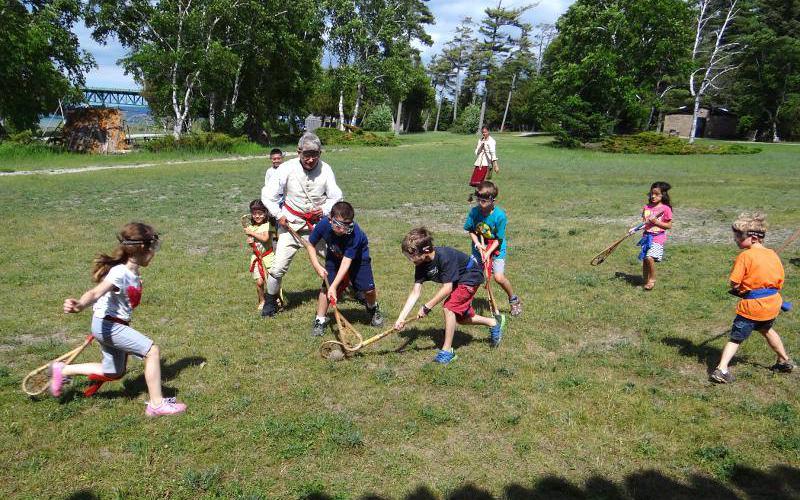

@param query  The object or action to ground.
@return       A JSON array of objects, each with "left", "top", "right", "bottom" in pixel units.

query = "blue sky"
[{"left": 79, "top": 0, "right": 575, "bottom": 89}]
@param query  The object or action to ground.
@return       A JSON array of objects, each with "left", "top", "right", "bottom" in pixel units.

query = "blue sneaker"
[
  {"left": 489, "top": 314, "right": 506, "bottom": 347},
  {"left": 434, "top": 349, "right": 457, "bottom": 364}
]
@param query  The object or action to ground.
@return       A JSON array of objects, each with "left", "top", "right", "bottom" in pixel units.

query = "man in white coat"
[{"left": 260, "top": 132, "right": 343, "bottom": 317}]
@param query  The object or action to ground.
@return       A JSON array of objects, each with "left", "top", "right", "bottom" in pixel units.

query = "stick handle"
[{"left": 359, "top": 316, "right": 421, "bottom": 349}]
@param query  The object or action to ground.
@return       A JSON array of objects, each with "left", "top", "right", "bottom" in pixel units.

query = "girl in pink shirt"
[{"left": 635, "top": 182, "right": 673, "bottom": 290}]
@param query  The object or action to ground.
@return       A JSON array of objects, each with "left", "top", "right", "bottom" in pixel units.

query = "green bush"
[
  {"left": 451, "top": 104, "right": 481, "bottom": 134},
  {"left": 600, "top": 132, "right": 762, "bottom": 155},
  {"left": 143, "top": 132, "right": 245, "bottom": 153},
  {"left": 553, "top": 95, "right": 615, "bottom": 146},
  {"left": 361, "top": 104, "right": 394, "bottom": 132},
  {"left": 314, "top": 127, "right": 398, "bottom": 147},
  {"left": 8, "top": 130, "right": 38, "bottom": 144}
]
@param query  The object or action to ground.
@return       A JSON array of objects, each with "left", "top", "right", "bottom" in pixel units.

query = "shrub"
[
  {"left": 553, "top": 96, "right": 615, "bottom": 146},
  {"left": 451, "top": 104, "right": 481, "bottom": 134},
  {"left": 361, "top": 104, "right": 394, "bottom": 132},
  {"left": 600, "top": 132, "right": 762, "bottom": 155},
  {"left": 143, "top": 132, "right": 245, "bottom": 153},
  {"left": 8, "top": 130, "right": 38, "bottom": 144},
  {"left": 314, "top": 127, "right": 398, "bottom": 147}
]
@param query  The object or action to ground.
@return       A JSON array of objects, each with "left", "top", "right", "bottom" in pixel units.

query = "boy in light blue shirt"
[{"left": 464, "top": 181, "right": 522, "bottom": 316}]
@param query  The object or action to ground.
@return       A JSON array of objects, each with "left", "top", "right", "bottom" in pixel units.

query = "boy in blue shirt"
[
  {"left": 302, "top": 201, "right": 384, "bottom": 336},
  {"left": 464, "top": 181, "right": 522, "bottom": 316},
  {"left": 395, "top": 227, "right": 506, "bottom": 364}
]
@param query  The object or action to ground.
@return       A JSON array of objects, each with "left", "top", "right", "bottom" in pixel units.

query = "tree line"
[{"left": 2, "top": 0, "right": 799, "bottom": 143}]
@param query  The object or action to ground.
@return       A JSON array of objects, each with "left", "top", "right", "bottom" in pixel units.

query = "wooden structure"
[
  {"left": 63, "top": 108, "right": 129, "bottom": 153},
  {"left": 660, "top": 106, "right": 738, "bottom": 139}
]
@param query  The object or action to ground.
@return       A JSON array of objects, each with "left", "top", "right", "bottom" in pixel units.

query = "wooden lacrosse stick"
[
  {"left": 478, "top": 235, "right": 502, "bottom": 322},
  {"left": 590, "top": 213, "right": 663, "bottom": 266},
  {"left": 22, "top": 335, "right": 94, "bottom": 396},
  {"left": 319, "top": 316, "right": 422, "bottom": 358},
  {"left": 284, "top": 224, "right": 363, "bottom": 349}
]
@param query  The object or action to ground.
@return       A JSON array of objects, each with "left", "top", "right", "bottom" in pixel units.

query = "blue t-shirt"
[
  {"left": 309, "top": 217, "right": 370, "bottom": 263},
  {"left": 463, "top": 206, "right": 508, "bottom": 259},
  {"left": 414, "top": 246, "right": 484, "bottom": 287}
]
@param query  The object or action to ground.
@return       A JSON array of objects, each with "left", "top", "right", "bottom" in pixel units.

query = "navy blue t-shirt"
[
  {"left": 414, "top": 246, "right": 483, "bottom": 286},
  {"left": 309, "top": 217, "right": 370, "bottom": 263}
]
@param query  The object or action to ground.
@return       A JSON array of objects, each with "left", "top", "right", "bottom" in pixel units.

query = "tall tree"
[
  {"left": 441, "top": 17, "right": 476, "bottom": 122},
  {"left": 688, "top": 0, "right": 743, "bottom": 143},
  {"left": 0, "top": 0, "right": 93, "bottom": 133},
  {"left": 546, "top": 0, "right": 692, "bottom": 142},
  {"left": 474, "top": 1, "right": 533, "bottom": 131},
  {"left": 732, "top": 0, "right": 800, "bottom": 141}
]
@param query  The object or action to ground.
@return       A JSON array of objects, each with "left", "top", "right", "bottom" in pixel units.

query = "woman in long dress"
[{"left": 469, "top": 126, "right": 499, "bottom": 187}]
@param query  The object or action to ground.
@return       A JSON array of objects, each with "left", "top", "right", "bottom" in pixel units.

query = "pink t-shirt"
[{"left": 642, "top": 204, "right": 673, "bottom": 245}]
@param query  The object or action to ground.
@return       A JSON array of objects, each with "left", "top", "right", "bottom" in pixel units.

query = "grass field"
[{"left": 1, "top": 132, "right": 799, "bottom": 499}]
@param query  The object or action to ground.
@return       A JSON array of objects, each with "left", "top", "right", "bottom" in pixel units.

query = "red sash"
[
  {"left": 284, "top": 203, "right": 321, "bottom": 231},
  {"left": 469, "top": 165, "right": 489, "bottom": 187},
  {"left": 249, "top": 245, "right": 273, "bottom": 280}
]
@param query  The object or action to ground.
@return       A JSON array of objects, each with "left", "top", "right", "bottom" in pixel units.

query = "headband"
[{"left": 330, "top": 218, "right": 355, "bottom": 235}]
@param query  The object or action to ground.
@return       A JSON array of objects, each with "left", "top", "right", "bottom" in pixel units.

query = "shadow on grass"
[
  {"left": 367, "top": 327, "right": 479, "bottom": 354},
  {"left": 282, "top": 288, "right": 325, "bottom": 313},
  {"left": 296, "top": 464, "right": 800, "bottom": 500},
  {"left": 613, "top": 271, "right": 644, "bottom": 287},
  {"left": 661, "top": 335, "right": 768, "bottom": 373},
  {"left": 789, "top": 257, "right": 800, "bottom": 268},
  {"left": 61, "top": 356, "right": 206, "bottom": 402}
]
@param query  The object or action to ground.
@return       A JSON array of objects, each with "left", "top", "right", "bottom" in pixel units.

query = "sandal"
[{"left": 643, "top": 281, "right": 656, "bottom": 291}]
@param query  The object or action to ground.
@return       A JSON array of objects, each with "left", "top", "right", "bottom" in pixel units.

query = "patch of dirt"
[
  {"left": 575, "top": 330, "right": 639, "bottom": 355},
  {"left": 18, "top": 329, "right": 69, "bottom": 346},
  {"left": 363, "top": 202, "right": 465, "bottom": 235},
  {"left": 187, "top": 246, "right": 209, "bottom": 256}
]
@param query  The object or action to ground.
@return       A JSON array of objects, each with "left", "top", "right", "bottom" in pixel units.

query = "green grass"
[{"left": 1, "top": 132, "right": 799, "bottom": 498}]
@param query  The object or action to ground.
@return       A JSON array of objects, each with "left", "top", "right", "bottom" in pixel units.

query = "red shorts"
[{"left": 443, "top": 284, "right": 478, "bottom": 320}]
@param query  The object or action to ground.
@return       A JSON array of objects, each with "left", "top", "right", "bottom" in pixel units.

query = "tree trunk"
[
  {"left": 478, "top": 98, "right": 487, "bottom": 133},
  {"left": 351, "top": 83, "right": 362, "bottom": 126},
  {"left": 500, "top": 73, "right": 516, "bottom": 132},
  {"left": 453, "top": 78, "right": 461, "bottom": 123},
  {"left": 434, "top": 98, "right": 442, "bottom": 131},
  {"left": 209, "top": 93, "right": 216, "bottom": 131},
  {"left": 772, "top": 120, "right": 780, "bottom": 143},
  {"left": 395, "top": 100, "right": 403, "bottom": 134},
  {"left": 688, "top": 94, "right": 702, "bottom": 144},
  {"left": 338, "top": 91, "right": 346, "bottom": 131}
]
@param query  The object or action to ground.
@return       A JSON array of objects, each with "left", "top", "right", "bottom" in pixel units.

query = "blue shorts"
[
  {"left": 729, "top": 314, "right": 775, "bottom": 343},
  {"left": 326, "top": 257, "right": 375, "bottom": 292}
]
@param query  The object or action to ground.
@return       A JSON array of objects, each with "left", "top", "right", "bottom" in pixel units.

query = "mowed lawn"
[{"left": 0, "top": 133, "right": 798, "bottom": 499}]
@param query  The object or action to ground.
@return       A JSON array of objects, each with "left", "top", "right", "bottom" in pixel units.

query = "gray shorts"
[
  {"left": 491, "top": 258, "right": 506, "bottom": 275},
  {"left": 91, "top": 316, "right": 154, "bottom": 376}
]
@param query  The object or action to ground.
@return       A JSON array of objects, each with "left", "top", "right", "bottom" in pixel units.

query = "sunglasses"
[
  {"left": 300, "top": 150, "right": 320, "bottom": 158},
  {"left": 473, "top": 193, "right": 495, "bottom": 203},
  {"left": 331, "top": 218, "right": 355, "bottom": 234}
]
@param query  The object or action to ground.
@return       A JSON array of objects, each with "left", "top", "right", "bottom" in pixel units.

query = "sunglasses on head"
[
  {"left": 120, "top": 234, "right": 161, "bottom": 252},
  {"left": 331, "top": 218, "right": 355, "bottom": 234}
]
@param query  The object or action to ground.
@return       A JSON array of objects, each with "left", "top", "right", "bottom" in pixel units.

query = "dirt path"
[
  {"left": 0, "top": 148, "right": 349, "bottom": 177},
  {"left": 0, "top": 154, "right": 277, "bottom": 177}
]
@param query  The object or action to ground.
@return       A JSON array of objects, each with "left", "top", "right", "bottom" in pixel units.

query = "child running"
[
  {"left": 301, "top": 201, "right": 384, "bottom": 336},
  {"left": 464, "top": 181, "right": 522, "bottom": 316},
  {"left": 711, "top": 212, "right": 793, "bottom": 383},
  {"left": 635, "top": 181, "right": 673, "bottom": 290},
  {"left": 57, "top": 223, "right": 186, "bottom": 416},
  {"left": 243, "top": 200, "right": 275, "bottom": 311},
  {"left": 395, "top": 227, "right": 506, "bottom": 364}
]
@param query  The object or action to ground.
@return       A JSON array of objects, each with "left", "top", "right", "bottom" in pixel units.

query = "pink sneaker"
[
  {"left": 145, "top": 397, "right": 187, "bottom": 417},
  {"left": 49, "top": 362, "right": 65, "bottom": 397}
]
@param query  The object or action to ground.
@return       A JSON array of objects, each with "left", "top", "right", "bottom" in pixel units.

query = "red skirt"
[{"left": 469, "top": 165, "right": 489, "bottom": 187}]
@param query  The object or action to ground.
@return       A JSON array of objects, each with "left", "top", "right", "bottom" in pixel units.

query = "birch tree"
[{"left": 688, "top": 0, "right": 743, "bottom": 143}]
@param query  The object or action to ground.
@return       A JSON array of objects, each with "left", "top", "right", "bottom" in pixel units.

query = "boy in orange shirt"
[{"left": 711, "top": 212, "right": 793, "bottom": 383}]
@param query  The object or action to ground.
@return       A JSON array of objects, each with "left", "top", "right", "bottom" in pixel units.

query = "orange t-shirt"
[{"left": 730, "top": 246, "right": 784, "bottom": 321}]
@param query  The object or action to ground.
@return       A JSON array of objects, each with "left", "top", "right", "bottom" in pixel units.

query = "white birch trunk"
[
  {"left": 338, "top": 91, "right": 345, "bottom": 131},
  {"left": 434, "top": 97, "right": 442, "bottom": 131},
  {"left": 350, "top": 83, "right": 362, "bottom": 126},
  {"left": 500, "top": 73, "right": 516, "bottom": 132}
]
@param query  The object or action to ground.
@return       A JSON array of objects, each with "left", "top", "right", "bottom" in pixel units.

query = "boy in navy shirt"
[
  {"left": 395, "top": 227, "right": 506, "bottom": 364},
  {"left": 303, "top": 201, "right": 384, "bottom": 336}
]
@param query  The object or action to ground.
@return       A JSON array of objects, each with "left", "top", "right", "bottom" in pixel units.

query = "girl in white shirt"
[{"left": 56, "top": 223, "right": 186, "bottom": 417}]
